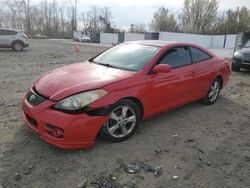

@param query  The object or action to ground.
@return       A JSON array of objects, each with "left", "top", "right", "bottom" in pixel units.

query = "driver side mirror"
[{"left": 153, "top": 64, "right": 172, "bottom": 74}]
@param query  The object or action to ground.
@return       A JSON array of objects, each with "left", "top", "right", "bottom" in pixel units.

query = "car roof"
[
  {"left": 124, "top": 40, "right": 217, "bottom": 57},
  {"left": 0, "top": 28, "right": 22, "bottom": 32},
  {"left": 125, "top": 40, "right": 199, "bottom": 48}
]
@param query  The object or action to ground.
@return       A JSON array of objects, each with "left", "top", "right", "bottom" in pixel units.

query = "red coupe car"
[{"left": 22, "top": 41, "right": 230, "bottom": 149}]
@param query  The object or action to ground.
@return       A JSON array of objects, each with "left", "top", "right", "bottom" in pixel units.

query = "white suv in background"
[{"left": 0, "top": 28, "right": 29, "bottom": 51}]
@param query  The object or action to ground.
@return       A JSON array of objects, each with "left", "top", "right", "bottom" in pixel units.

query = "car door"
[
  {"left": 0, "top": 29, "right": 6, "bottom": 46},
  {"left": 189, "top": 46, "right": 215, "bottom": 97},
  {"left": 0, "top": 30, "right": 17, "bottom": 46},
  {"left": 143, "top": 47, "right": 199, "bottom": 117}
]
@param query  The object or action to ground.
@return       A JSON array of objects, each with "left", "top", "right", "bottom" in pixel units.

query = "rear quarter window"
[{"left": 189, "top": 47, "right": 212, "bottom": 63}]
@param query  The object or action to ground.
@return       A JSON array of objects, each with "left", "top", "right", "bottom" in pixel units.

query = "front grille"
[
  {"left": 243, "top": 60, "right": 250, "bottom": 64},
  {"left": 26, "top": 88, "right": 47, "bottom": 106}
]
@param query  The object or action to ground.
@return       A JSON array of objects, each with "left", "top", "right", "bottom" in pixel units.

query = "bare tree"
[
  {"left": 99, "top": 7, "right": 112, "bottom": 32},
  {"left": 179, "top": 0, "right": 219, "bottom": 34},
  {"left": 79, "top": 12, "right": 91, "bottom": 33},
  {"left": 149, "top": 7, "right": 178, "bottom": 32},
  {"left": 87, "top": 6, "right": 100, "bottom": 34},
  {"left": 131, "top": 23, "right": 147, "bottom": 33}
]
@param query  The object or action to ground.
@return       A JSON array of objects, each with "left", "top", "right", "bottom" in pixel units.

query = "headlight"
[
  {"left": 233, "top": 51, "right": 242, "bottom": 59},
  {"left": 53, "top": 89, "right": 107, "bottom": 111}
]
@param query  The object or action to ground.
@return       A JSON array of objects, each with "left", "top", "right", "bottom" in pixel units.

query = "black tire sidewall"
[
  {"left": 231, "top": 64, "right": 240, "bottom": 72},
  {"left": 12, "top": 41, "right": 23, "bottom": 51},
  {"left": 100, "top": 99, "right": 141, "bottom": 142}
]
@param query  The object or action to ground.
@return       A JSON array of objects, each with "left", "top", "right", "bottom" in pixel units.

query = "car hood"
[
  {"left": 235, "top": 48, "right": 250, "bottom": 60},
  {"left": 34, "top": 62, "right": 136, "bottom": 101}
]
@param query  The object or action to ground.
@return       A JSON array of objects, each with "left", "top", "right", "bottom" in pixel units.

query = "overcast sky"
[
  {"left": 38, "top": 0, "right": 250, "bottom": 29},
  {"left": 75, "top": 0, "right": 250, "bottom": 29}
]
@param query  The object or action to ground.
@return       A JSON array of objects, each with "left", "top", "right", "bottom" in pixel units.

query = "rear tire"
[
  {"left": 100, "top": 99, "right": 141, "bottom": 142},
  {"left": 202, "top": 78, "right": 221, "bottom": 105},
  {"left": 231, "top": 64, "right": 240, "bottom": 72},
  {"left": 12, "top": 41, "right": 23, "bottom": 51}
]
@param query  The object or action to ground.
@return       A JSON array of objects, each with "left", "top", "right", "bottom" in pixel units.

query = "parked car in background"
[
  {"left": 22, "top": 41, "right": 230, "bottom": 149},
  {"left": 34, "top": 34, "right": 47, "bottom": 39},
  {"left": 73, "top": 31, "right": 82, "bottom": 41},
  {"left": 77, "top": 35, "right": 91, "bottom": 43},
  {"left": 0, "top": 28, "right": 29, "bottom": 51},
  {"left": 232, "top": 39, "right": 250, "bottom": 71}
]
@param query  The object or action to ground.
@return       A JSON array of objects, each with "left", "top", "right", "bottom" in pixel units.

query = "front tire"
[
  {"left": 100, "top": 99, "right": 141, "bottom": 142},
  {"left": 12, "top": 41, "right": 23, "bottom": 51},
  {"left": 202, "top": 78, "right": 221, "bottom": 105}
]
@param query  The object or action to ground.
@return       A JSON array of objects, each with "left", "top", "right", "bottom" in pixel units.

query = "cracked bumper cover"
[{"left": 22, "top": 98, "right": 108, "bottom": 149}]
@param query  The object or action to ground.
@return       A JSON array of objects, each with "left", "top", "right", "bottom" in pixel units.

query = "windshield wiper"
[{"left": 98, "top": 62, "right": 118, "bottom": 69}]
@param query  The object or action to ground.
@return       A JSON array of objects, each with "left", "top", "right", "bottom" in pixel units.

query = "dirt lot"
[{"left": 0, "top": 40, "right": 250, "bottom": 188}]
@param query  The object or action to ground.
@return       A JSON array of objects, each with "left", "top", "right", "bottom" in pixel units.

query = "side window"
[
  {"left": 0, "top": 30, "right": 17, "bottom": 35},
  {"left": 0, "top": 30, "right": 6, "bottom": 35},
  {"left": 189, "top": 47, "right": 212, "bottom": 63},
  {"left": 159, "top": 47, "right": 192, "bottom": 68},
  {"left": 5, "top": 30, "right": 17, "bottom": 35}
]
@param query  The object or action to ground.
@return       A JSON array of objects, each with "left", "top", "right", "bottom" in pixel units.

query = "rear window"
[
  {"left": 0, "top": 30, "right": 17, "bottom": 35},
  {"left": 189, "top": 47, "right": 212, "bottom": 63}
]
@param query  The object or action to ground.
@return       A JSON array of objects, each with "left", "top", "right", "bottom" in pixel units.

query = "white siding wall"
[
  {"left": 100, "top": 33, "right": 118, "bottom": 44},
  {"left": 225, "top": 35, "right": 236, "bottom": 48},
  {"left": 100, "top": 32, "right": 236, "bottom": 49},
  {"left": 159, "top": 32, "right": 236, "bottom": 49},
  {"left": 210, "top": 35, "right": 225, "bottom": 48},
  {"left": 124, "top": 33, "right": 144, "bottom": 42},
  {"left": 159, "top": 32, "right": 212, "bottom": 48}
]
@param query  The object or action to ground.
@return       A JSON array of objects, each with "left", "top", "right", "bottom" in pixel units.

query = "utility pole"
[
  {"left": 223, "top": 9, "right": 232, "bottom": 48},
  {"left": 130, "top": 24, "right": 134, "bottom": 33},
  {"left": 74, "top": 0, "right": 78, "bottom": 31},
  {"left": 236, "top": 7, "right": 239, "bottom": 33}
]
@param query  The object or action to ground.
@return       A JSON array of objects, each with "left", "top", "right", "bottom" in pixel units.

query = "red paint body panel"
[
  {"left": 22, "top": 41, "right": 231, "bottom": 149},
  {"left": 34, "top": 62, "right": 136, "bottom": 100}
]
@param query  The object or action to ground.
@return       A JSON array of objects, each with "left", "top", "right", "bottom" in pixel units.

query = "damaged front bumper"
[{"left": 22, "top": 94, "right": 108, "bottom": 149}]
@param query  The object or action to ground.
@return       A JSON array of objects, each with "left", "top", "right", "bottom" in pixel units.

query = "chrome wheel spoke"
[
  {"left": 121, "top": 106, "right": 128, "bottom": 117},
  {"left": 209, "top": 91, "right": 213, "bottom": 98},
  {"left": 126, "top": 115, "right": 136, "bottom": 123},
  {"left": 121, "top": 126, "right": 129, "bottom": 135},
  {"left": 109, "top": 123, "right": 119, "bottom": 134},
  {"left": 209, "top": 81, "right": 220, "bottom": 102},
  {"left": 110, "top": 112, "right": 120, "bottom": 121}
]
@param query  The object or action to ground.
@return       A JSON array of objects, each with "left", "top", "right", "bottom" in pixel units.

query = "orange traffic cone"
[{"left": 75, "top": 43, "right": 80, "bottom": 52}]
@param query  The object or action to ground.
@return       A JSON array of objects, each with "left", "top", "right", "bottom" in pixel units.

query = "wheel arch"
[
  {"left": 119, "top": 96, "right": 144, "bottom": 120},
  {"left": 215, "top": 75, "right": 223, "bottom": 89},
  {"left": 11, "top": 40, "right": 24, "bottom": 47}
]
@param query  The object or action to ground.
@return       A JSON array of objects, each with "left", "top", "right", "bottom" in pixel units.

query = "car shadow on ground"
[
  {"left": 1, "top": 95, "right": 249, "bottom": 187},
  {"left": 0, "top": 49, "right": 30, "bottom": 52},
  {"left": 18, "top": 95, "right": 238, "bottom": 152}
]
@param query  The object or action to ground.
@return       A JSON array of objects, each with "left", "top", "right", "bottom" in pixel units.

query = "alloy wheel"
[
  {"left": 208, "top": 80, "right": 220, "bottom": 102},
  {"left": 105, "top": 105, "right": 137, "bottom": 138}
]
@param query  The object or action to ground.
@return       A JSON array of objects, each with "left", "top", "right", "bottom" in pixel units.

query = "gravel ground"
[{"left": 0, "top": 40, "right": 250, "bottom": 188}]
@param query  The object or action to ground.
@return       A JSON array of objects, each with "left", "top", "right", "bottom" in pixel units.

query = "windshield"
[
  {"left": 92, "top": 43, "right": 160, "bottom": 71},
  {"left": 244, "top": 40, "right": 250, "bottom": 48}
]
